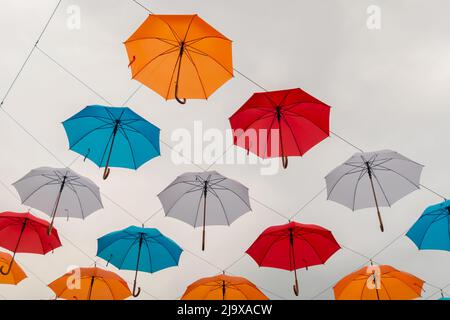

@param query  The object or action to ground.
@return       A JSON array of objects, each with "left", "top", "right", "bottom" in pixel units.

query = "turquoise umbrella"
[
  {"left": 63, "top": 105, "right": 160, "bottom": 179},
  {"left": 406, "top": 199, "right": 450, "bottom": 251},
  {"left": 96, "top": 226, "right": 183, "bottom": 297}
]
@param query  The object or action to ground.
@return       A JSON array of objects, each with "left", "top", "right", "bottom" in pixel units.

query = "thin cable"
[
  {"left": 420, "top": 184, "right": 447, "bottom": 201},
  {"left": 289, "top": 187, "right": 326, "bottom": 220},
  {"left": 35, "top": 46, "right": 113, "bottom": 105},
  {"left": 233, "top": 68, "right": 268, "bottom": 92},
  {"left": 131, "top": 0, "right": 154, "bottom": 14},
  {"left": 0, "top": 0, "right": 63, "bottom": 108}
]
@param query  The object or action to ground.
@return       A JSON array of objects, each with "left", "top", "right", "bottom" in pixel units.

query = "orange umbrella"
[
  {"left": 181, "top": 274, "right": 268, "bottom": 300},
  {"left": 0, "top": 252, "right": 26, "bottom": 285},
  {"left": 48, "top": 266, "right": 131, "bottom": 300},
  {"left": 125, "top": 14, "right": 233, "bottom": 104},
  {"left": 334, "top": 264, "right": 424, "bottom": 300}
]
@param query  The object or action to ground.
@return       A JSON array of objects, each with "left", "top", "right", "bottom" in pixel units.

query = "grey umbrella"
[
  {"left": 325, "top": 150, "right": 423, "bottom": 232},
  {"left": 158, "top": 171, "right": 251, "bottom": 250},
  {"left": 13, "top": 167, "right": 103, "bottom": 234}
]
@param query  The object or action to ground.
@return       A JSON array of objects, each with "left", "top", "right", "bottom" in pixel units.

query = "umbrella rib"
[
  {"left": 184, "top": 49, "right": 208, "bottom": 99},
  {"left": 143, "top": 238, "right": 154, "bottom": 273},
  {"left": 154, "top": 15, "right": 182, "bottom": 43},
  {"left": 280, "top": 115, "right": 303, "bottom": 155},
  {"left": 125, "top": 37, "right": 179, "bottom": 47},
  {"left": 64, "top": 115, "right": 111, "bottom": 124},
  {"left": 150, "top": 235, "right": 180, "bottom": 266},
  {"left": 69, "top": 123, "right": 114, "bottom": 149},
  {"left": 66, "top": 179, "right": 102, "bottom": 208},
  {"left": 182, "top": 15, "right": 197, "bottom": 42},
  {"left": 326, "top": 167, "right": 365, "bottom": 199},
  {"left": 257, "top": 235, "right": 289, "bottom": 267},
  {"left": 417, "top": 214, "right": 447, "bottom": 248},
  {"left": 98, "top": 278, "right": 117, "bottom": 300},
  {"left": 207, "top": 188, "right": 231, "bottom": 225},
  {"left": 210, "top": 184, "right": 251, "bottom": 210},
  {"left": 163, "top": 184, "right": 205, "bottom": 216},
  {"left": 164, "top": 51, "right": 181, "bottom": 100},
  {"left": 119, "top": 123, "right": 160, "bottom": 156},
  {"left": 352, "top": 169, "right": 368, "bottom": 211},
  {"left": 370, "top": 171, "right": 392, "bottom": 207},
  {"left": 98, "top": 127, "right": 116, "bottom": 168},
  {"left": 131, "top": 46, "right": 180, "bottom": 81},
  {"left": 117, "top": 126, "right": 138, "bottom": 169},
  {"left": 379, "top": 279, "right": 391, "bottom": 300},
  {"left": 193, "top": 191, "right": 205, "bottom": 227},
  {"left": 281, "top": 111, "right": 330, "bottom": 137},
  {"left": 372, "top": 165, "right": 421, "bottom": 189},
  {"left": 19, "top": 179, "right": 60, "bottom": 204},
  {"left": 185, "top": 35, "right": 230, "bottom": 45},
  {"left": 183, "top": 46, "right": 233, "bottom": 76},
  {"left": 65, "top": 182, "right": 86, "bottom": 219},
  {"left": 117, "top": 237, "right": 140, "bottom": 270}
]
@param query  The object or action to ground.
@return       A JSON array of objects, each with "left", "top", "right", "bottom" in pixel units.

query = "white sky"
[{"left": 0, "top": 0, "right": 449, "bottom": 300}]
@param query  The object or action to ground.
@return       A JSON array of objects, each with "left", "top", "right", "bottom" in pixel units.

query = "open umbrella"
[
  {"left": 181, "top": 273, "right": 268, "bottom": 300},
  {"left": 13, "top": 167, "right": 103, "bottom": 234},
  {"left": 325, "top": 150, "right": 423, "bottom": 232},
  {"left": 0, "top": 252, "right": 27, "bottom": 285},
  {"left": 125, "top": 14, "right": 233, "bottom": 104},
  {"left": 96, "top": 226, "right": 183, "bottom": 297},
  {"left": 229, "top": 88, "right": 330, "bottom": 168},
  {"left": 334, "top": 264, "right": 424, "bottom": 300},
  {"left": 246, "top": 221, "right": 340, "bottom": 296},
  {"left": 158, "top": 171, "right": 251, "bottom": 251},
  {"left": 406, "top": 199, "right": 450, "bottom": 251},
  {"left": 0, "top": 212, "right": 61, "bottom": 275},
  {"left": 63, "top": 105, "right": 160, "bottom": 179},
  {"left": 48, "top": 266, "right": 131, "bottom": 300}
]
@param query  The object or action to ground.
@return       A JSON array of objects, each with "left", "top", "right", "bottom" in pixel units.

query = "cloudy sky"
[{"left": 0, "top": 0, "right": 450, "bottom": 300}]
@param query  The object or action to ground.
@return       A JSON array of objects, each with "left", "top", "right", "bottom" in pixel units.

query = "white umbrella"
[
  {"left": 325, "top": 150, "right": 423, "bottom": 232},
  {"left": 158, "top": 171, "right": 251, "bottom": 250},
  {"left": 13, "top": 167, "right": 103, "bottom": 234}
]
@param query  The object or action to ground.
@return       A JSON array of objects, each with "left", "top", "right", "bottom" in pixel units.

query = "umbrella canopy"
[
  {"left": 334, "top": 264, "right": 424, "bottom": 300},
  {"left": 63, "top": 105, "right": 160, "bottom": 179},
  {"left": 246, "top": 221, "right": 340, "bottom": 296},
  {"left": 406, "top": 199, "right": 450, "bottom": 251},
  {"left": 325, "top": 149, "right": 423, "bottom": 232},
  {"left": 125, "top": 14, "right": 233, "bottom": 104},
  {"left": 181, "top": 274, "right": 268, "bottom": 300},
  {"left": 13, "top": 167, "right": 103, "bottom": 234},
  {"left": 229, "top": 88, "right": 330, "bottom": 168},
  {"left": 158, "top": 171, "right": 251, "bottom": 251},
  {"left": 0, "top": 212, "right": 61, "bottom": 275},
  {"left": 439, "top": 297, "right": 450, "bottom": 300},
  {"left": 48, "top": 266, "right": 131, "bottom": 300},
  {"left": 97, "top": 226, "right": 183, "bottom": 297},
  {"left": 0, "top": 252, "right": 27, "bottom": 285}
]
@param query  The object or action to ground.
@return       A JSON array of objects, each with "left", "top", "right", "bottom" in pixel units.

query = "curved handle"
[
  {"left": 282, "top": 156, "right": 288, "bottom": 169},
  {"left": 128, "top": 56, "right": 136, "bottom": 68},
  {"left": 293, "top": 281, "right": 299, "bottom": 296},
  {"left": 132, "top": 281, "right": 141, "bottom": 298},
  {"left": 103, "top": 167, "right": 111, "bottom": 180},
  {"left": 0, "top": 263, "right": 12, "bottom": 276},
  {"left": 175, "top": 95, "right": 187, "bottom": 105}
]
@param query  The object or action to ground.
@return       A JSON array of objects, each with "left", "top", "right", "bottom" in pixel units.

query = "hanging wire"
[{"left": 0, "top": 0, "right": 63, "bottom": 109}]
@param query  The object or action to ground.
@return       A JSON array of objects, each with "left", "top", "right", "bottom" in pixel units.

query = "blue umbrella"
[
  {"left": 63, "top": 105, "right": 160, "bottom": 179},
  {"left": 97, "top": 226, "right": 183, "bottom": 297},
  {"left": 406, "top": 199, "right": 450, "bottom": 251},
  {"left": 439, "top": 297, "right": 450, "bottom": 300}
]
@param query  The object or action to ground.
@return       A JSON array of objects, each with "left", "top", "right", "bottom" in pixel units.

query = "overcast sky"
[{"left": 0, "top": 0, "right": 450, "bottom": 300}]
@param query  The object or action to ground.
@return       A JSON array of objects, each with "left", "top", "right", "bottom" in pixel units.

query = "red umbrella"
[
  {"left": 246, "top": 221, "right": 340, "bottom": 296},
  {"left": 0, "top": 212, "right": 62, "bottom": 275},
  {"left": 229, "top": 88, "right": 330, "bottom": 168}
]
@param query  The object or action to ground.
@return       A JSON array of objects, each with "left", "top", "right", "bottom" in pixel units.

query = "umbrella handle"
[
  {"left": 103, "top": 167, "right": 111, "bottom": 180},
  {"left": 175, "top": 94, "right": 186, "bottom": 105},
  {"left": 0, "top": 264, "right": 12, "bottom": 276},
  {"left": 293, "top": 281, "right": 299, "bottom": 296},
  {"left": 132, "top": 281, "right": 141, "bottom": 298},
  {"left": 282, "top": 156, "right": 288, "bottom": 169},
  {"left": 47, "top": 224, "right": 53, "bottom": 236}
]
